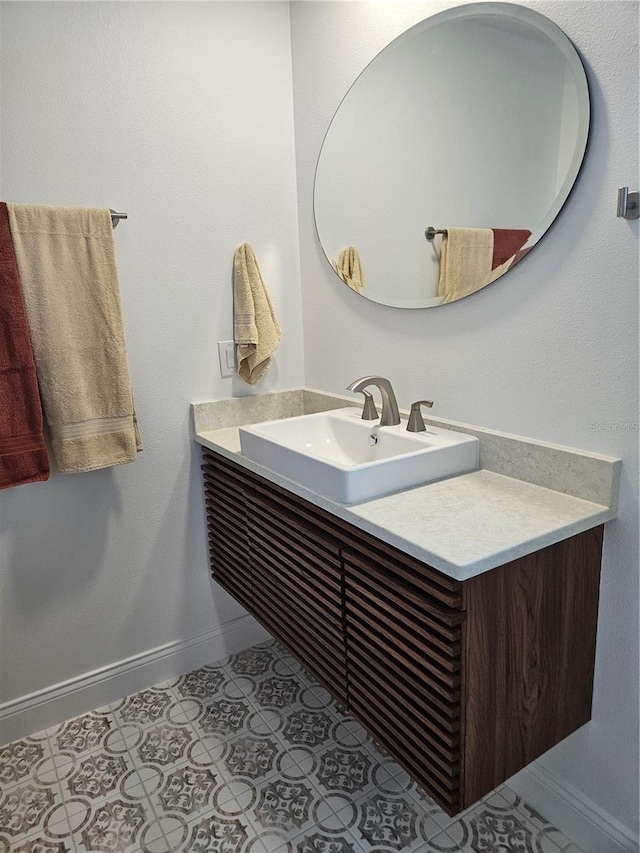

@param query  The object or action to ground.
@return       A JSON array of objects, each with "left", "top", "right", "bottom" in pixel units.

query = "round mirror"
[{"left": 314, "top": 2, "right": 590, "bottom": 308}]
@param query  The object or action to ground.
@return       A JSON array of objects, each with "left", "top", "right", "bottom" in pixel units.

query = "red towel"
[
  {"left": 492, "top": 229, "right": 531, "bottom": 269},
  {"left": 0, "top": 202, "right": 49, "bottom": 488}
]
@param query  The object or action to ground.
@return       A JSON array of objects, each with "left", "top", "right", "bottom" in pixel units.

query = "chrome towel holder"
[
  {"left": 109, "top": 209, "right": 128, "bottom": 228},
  {"left": 425, "top": 226, "right": 447, "bottom": 241},
  {"left": 616, "top": 187, "right": 638, "bottom": 220}
]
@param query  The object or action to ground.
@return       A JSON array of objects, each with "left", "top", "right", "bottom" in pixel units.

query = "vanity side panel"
[{"left": 461, "top": 526, "right": 604, "bottom": 807}]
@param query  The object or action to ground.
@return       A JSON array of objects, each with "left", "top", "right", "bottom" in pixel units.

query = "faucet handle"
[
  {"left": 360, "top": 391, "right": 378, "bottom": 421},
  {"left": 358, "top": 390, "right": 379, "bottom": 420},
  {"left": 406, "top": 400, "right": 434, "bottom": 432}
]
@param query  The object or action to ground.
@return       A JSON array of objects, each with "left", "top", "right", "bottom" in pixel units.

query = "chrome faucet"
[{"left": 347, "top": 376, "right": 401, "bottom": 426}]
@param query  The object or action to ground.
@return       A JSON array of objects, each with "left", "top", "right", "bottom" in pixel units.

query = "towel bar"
[
  {"left": 109, "top": 209, "right": 128, "bottom": 227},
  {"left": 425, "top": 226, "right": 447, "bottom": 241}
]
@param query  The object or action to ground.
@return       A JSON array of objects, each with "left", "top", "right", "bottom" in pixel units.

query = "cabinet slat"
[
  {"left": 207, "top": 541, "right": 252, "bottom": 609},
  {"left": 252, "top": 560, "right": 345, "bottom": 640},
  {"left": 345, "top": 559, "right": 461, "bottom": 644},
  {"left": 254, "top": 604, "right": 346, "bottom": 687},
  {"left": 259, "top": 623, "right": 347, "bottom": 706},
  {"left": 349, "top": 698, "right": 459, "bottom": 813},
  {"left": 245, "top": 476, "right": 345, "bottom": 540},
  {"left": 249, "top": 497, "right": 341, "bottom": 567},
  {"left": 348, "top": 650, "right": 460, "bottom": 740},
  {"left": 347, "top": 607, "right": 460, "bottom": 691},
  {"left": 251, "top": 601, "right": 347, "bottom": 703},
  {"left": 203, "top": 479, "right": 244, "bottom": 509},
  {"left": 348, "top": 675, "right": 459, "bottom": 787},
  {"left": 250, "top": 509, "right": 340, "bottom": 569},
  {"left": 202, "top": 456, "right": 253, "bottom": 494},
  {"left": 248, "top": 515, "right": 342, "bottom": 592},
  {"left": 203, "top": 470, "right": 242, "bottom": 490},
  {"left": 251, "top": 548, "right": 341, "bottom": 612},
  {"left": 347, "top": 634, "right": 460, "bottom": 731},
  {"left": 205, "top": 493, "right": 246, "bottom": 522},
  {"left": 344, "top": 549, "right": 462, "bottom": 618},
  {"left": 346, "top": 578, "right": 460, "bottom": 672},
  {"left": 348, "top": 665, "right": 459, "bottom": 757},
  {"left": 208, "top": 534, "right": 248, "bottom": 571},
  {"left": 347, "top": 632, "right": 459, "bottom": 713},
  {"left": 207, "top": 513, "right": 248, "bottom": 549},
  {"left": 253, "top": 553, "right": 343, "bottom": 626},
  {"left": 342, "top": 538, "right": 461, "bottom": 597},
  {"left": 214, "top": 450, "right": 460, "bottom": 602}
]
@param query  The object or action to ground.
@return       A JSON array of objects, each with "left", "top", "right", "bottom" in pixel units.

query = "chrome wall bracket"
[
  {"left": 616, "top": 187, "right": 639, "bottom": 220},
  {"left": 109, "top": 209, "right": 128, "bottom": 228}
]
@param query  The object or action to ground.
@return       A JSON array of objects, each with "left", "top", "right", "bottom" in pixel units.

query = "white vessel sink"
[{"left": 239, "top": 407, "right": 479, "bottom": 504}]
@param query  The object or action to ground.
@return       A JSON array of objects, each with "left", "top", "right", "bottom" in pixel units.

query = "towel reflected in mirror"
[
  {"left": 438, "top": 227, "right": 531, "bottom": 304},
  {"left": 333, "top": 246, "right": 366, "bottom": 293}
]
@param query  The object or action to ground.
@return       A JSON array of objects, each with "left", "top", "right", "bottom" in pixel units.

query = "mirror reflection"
[{"left": 314, "top": 3, "right": 590, "bottom": 309}]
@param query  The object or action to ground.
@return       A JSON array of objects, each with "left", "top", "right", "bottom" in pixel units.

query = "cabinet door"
[
  {"left": 201, "top": 450, "right": 252, "bottom": 611},
  {"left": 248, "top": 488, "right": 347, "bottom": 704},
  {"left": 343, "top": 545, "right": 464, "bottom": 815}
]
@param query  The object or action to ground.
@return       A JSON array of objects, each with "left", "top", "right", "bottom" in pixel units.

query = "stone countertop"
[{"left": 194, "top": 424, "right": 617, "bottom": 581}]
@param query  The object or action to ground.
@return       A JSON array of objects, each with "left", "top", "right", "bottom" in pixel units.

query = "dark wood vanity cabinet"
[{"left": 201, "top": 448, "right": 603, "bottom": 816}]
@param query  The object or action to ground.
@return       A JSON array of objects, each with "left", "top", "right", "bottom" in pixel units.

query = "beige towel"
[
  {"left": 333, "top": 246, "right": 365, "bottom": 293},
  {"left": 8, "top": 204, "right": 142, "bottom": 473},
  {"left": 438, "top": 227, "right": 494, "bottom": 304},
  {"left": 233, "top": 243, "right": 282, "bottom": 385}
]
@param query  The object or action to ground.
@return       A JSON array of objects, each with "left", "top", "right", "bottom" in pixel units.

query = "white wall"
[
  {"left": 0, "top": 0, "right": 304, "bottom": 724},
  {"left": 291, "top": 0, "right": 639, "bottom": 843}
]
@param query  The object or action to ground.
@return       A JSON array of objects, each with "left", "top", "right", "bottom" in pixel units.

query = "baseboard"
[
  {"left": 0, "top": 615, "right": 270, "bottom": 746},
  {"left": 509, "top": 761, "right": 639, "bottom": 853}
]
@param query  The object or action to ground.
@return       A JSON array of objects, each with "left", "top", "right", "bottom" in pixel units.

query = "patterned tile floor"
[{"left": 0, "top": 639, "right": 583, "bottom": 853}]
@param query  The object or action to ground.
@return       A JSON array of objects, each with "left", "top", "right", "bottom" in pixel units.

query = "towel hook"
[{"left": 616, "top": 187, "right": 639, "bottom": 220}]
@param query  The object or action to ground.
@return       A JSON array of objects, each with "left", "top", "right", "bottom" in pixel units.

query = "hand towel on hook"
[{"left": 233, "top": 243, "right": 282, "bottom": 385}]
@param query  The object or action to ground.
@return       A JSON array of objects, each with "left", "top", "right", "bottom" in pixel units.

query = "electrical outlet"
[{"left": 218, "top": 340, "right": 236, "bottom": 378}]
